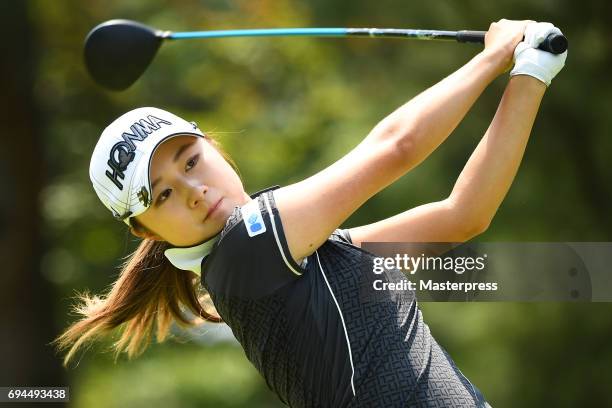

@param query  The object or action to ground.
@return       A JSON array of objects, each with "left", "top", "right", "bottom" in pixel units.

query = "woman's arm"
[
  {"left": 447, "top": 75, "right": 546, "bottom": 231},
  {"left": 365, "top": 50, "right": 499, "bottom": 172},
  {"left": 348, "top": 75, "right": 546, "bottom": 247},
  {"left": 274, "top": 50, "right": 500, "bottom": 262},
  {"left": 365, "top": 47, "right": 502, "bottom": 171},
  {"left": 365, "top": 19, "right": 528, "bottom": 171},
  {"left": 275, "top": 20, "right": 529, "bottom": 262}
]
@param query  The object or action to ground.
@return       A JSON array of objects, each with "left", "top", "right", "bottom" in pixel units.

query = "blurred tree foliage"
[{"left": 21, "top": 0, "right": 612, "bottom": 406}]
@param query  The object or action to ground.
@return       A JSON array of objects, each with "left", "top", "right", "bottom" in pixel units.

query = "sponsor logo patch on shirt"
[{"left": 240, "top": 198, "right": 267, "bottom": 237}]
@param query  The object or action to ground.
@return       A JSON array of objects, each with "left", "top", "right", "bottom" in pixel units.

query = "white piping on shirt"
[
  {"left": 316, "top": 250, "right": 356, "bottom": 397},
  {"left": 263, "top": 193, "right": 302, "bottom": 276}
]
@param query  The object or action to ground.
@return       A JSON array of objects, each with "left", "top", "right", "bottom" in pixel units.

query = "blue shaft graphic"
[{"left": 170, "top": 28, "right": 349, "bottom": 39}]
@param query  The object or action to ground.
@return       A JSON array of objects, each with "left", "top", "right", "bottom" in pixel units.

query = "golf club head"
[{"left": 84, "top": 19, "right": 165, "bottom": 91}]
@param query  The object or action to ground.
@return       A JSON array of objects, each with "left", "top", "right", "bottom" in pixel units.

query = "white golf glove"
[{"left": 510, "top": 22, "right": 568, "bottom": 86}]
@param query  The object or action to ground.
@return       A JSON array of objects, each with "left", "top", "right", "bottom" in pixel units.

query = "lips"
[{"left": 205, "top": 198, "right": 222, "bottom": 220}]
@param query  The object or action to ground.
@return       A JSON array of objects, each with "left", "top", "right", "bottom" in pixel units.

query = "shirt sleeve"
[
  {"left": 202, "top": 189, "right": 305, "bottom": 299},
  {"left": 330, "top": 228, "right": 353, "bottom": 245}
]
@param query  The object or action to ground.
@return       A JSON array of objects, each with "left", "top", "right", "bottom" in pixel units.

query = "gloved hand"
[{"left": 510, "top": 22, "right": 568, "bottom": 86}]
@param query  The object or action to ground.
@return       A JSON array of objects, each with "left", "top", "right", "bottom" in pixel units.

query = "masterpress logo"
[
  {"left": 370, "top": 251, "right": 495, "bottom": 294},
  {"left": 360, "top": 242, "right": 609, "bottom": 302}
]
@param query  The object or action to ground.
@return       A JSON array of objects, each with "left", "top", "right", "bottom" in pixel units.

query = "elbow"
[
  {"left": 391, "top": 120, "right": 420, "bottom": 156},
  {"left": 464, "top": 218, "right": 490, "bottom": 240},
  {"left": 371, "top": 118, "right": 420, "bottom": 157},
  {"left": 394, "top": 132, "right": 416, "bottom": 158},
  {"left": 387, "top": 128, "right": 420, "bottom": 168},
  {"left": 445, "top": 199, "right": 491, "bottom": 241},
  {"left": 460, "top": 213, "right": 493, "bottom": 241}
]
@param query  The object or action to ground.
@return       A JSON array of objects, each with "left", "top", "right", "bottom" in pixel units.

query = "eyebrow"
[{"left": 151, "top": 140, "right": 197, "bottom": 192}]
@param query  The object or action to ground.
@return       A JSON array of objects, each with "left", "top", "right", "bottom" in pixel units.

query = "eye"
[
  {"left": 154, "top": 153, "right": 198, "bottom": 206},
  {"left": 156, "top": 188, "right": 172, "bottom": 205},
  {"left": 186, "top": 154, "right": 199, "bottom": 171}
]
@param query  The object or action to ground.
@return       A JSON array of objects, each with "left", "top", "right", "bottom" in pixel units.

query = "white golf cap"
[{"left": 89, "top": 107, "right": 204, "bottom": 225}]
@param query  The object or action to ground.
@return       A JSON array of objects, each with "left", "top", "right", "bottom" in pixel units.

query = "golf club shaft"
[
  {"left": 169, "top": 28, "right": 459, "bottom": 40},
  {"left": 167, "top": 28, "right": 567, "bottom": 54}
]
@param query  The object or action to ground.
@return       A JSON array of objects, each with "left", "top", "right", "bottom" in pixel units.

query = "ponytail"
[{"left": 52, "top": 235, "right": 221, "bottom": 368}]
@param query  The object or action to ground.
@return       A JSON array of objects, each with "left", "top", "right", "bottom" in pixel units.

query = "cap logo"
[
  {"left": 137, "top": 186, "right": 151, "bottom": 207},
  {"left": 105, "top": 115, "right": 172, "bottom": 190}
]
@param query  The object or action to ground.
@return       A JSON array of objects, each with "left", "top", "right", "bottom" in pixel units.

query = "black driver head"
[{"left": 84, "top": 19, "right": 165, "bottom": 91}]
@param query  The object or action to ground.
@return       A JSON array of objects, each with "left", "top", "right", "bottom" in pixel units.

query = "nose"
[{"left": 187, "top": 182, "right": 208, "bottom": 209}]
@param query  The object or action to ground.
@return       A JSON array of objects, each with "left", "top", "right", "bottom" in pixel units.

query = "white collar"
[{"left": 164, "top": 234, "right": 220, "bottom": 276}]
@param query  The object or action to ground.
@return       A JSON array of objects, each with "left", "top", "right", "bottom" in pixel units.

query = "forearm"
[
  {"left": 370, "top": 49, "right": 503, "bottom": 170},
  {"left": 449, "top": 75, "right": 546, "bottom": 229}
]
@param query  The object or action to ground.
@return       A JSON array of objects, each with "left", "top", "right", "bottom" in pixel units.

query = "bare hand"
[{"left": 484, "top": 19, "right": 535, "bottom": 75}]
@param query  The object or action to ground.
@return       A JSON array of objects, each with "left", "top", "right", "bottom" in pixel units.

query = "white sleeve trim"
[{"left": 263, "top": 193, "right": 302, "bottom": 276}]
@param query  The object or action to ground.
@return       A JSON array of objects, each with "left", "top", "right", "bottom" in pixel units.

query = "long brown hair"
[{"left": 52, "top": 133, "right": 238, "bottom": 368}]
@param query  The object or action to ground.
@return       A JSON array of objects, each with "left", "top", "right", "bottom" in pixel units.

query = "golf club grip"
[{"left": 456, "top": 30, "right": 568, "bottom": 54}]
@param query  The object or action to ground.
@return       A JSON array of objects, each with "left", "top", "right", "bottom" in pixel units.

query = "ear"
[
  {"left": 139, "top": 231, "right": 164, "bottom": 241},
  {"left": 131, "top": 228, "right": 164, "bottom": 241},
  {"left": 129, "top": 219, "right": 164, "bottom": 241}
]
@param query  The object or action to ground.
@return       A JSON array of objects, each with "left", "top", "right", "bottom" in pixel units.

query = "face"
[{"left": 134, "top": 135, "right": 250, "bottom": 247}]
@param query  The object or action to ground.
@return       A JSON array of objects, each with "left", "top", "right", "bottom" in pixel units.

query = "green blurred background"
[{"left": 1, "top": 0, "right": 611, "bottom": 406}]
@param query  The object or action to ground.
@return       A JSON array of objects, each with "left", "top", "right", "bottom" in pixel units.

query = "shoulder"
[
  {"left": 202, "top": 186, "right": 356, "bottom": 298},
  {"left": 202, "top": 186, "right": 303, "bottom": 298}
]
